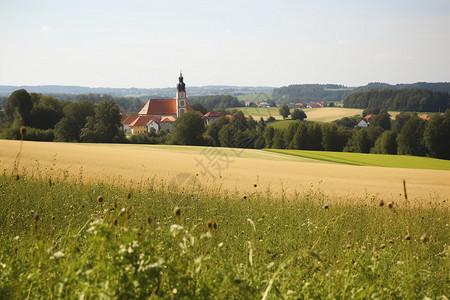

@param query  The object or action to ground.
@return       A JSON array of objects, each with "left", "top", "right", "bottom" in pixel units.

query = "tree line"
[
  {"left": 168, "top": 109, "right": 450, "bottom": 160},
  {"left": 343, "top": 89, "right": 450, "bottom": 112},
  {"left": 1, "top": 89, "right": 126, "bottom": 143}
]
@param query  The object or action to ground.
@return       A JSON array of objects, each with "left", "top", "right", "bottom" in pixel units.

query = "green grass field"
[
  {"left": 265, "top": 149, "right": 450, "bottom": 170},
  {"left": 236, "top": 91, "right": 273, "bottom": 102},
  {"left": 1, "top": 172, "right": 448, "bottom": 299}
]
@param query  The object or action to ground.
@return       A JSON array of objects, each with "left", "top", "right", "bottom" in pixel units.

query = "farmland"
[
  {"left": 236, "top": 107, "right": 363, "bottom": 122},
  {"left": 0, "top": 140, "right": 449, "bottom": 298}
]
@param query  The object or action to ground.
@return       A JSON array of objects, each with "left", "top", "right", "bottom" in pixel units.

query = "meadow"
[
  {"left": 266, "top": 149, "right": 450, "bottom": 171},
  {"left": 0, "top": 140, "right": 449, "bottom": 298}
]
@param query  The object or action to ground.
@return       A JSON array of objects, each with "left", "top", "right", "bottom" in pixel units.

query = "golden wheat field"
[{"left": 1, "top": 140, "right": 449, "bottom": 206}]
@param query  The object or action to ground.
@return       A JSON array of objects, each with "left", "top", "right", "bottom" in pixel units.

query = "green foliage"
[
  {"left": 279, "top": 104, "right": 290, "bottom": 120},
  {"left": 272, "top": 84, "right": 351, "bottom": 103},
  {"left": 1, "top": 173, "right": 448, "bottom": 298},
  {"left": 291, "top": 108, "right": 307, "bottom": 120},
  {"left": 218, "top": 111, "right": 256, "bottom": 148},
  {"left": 344, "top": 89, "right": 450, "bottom": 112},
  {"left": 344, "top": 129, "right": 371, "bottom": 153},
  {"left": 80, "top": 100, "right": 125, "bottom": 143},
  {"left": 372, "top": 130, "right": 398, "bottom": 155},
  {"left": 205, "top": 116, "right": 230, "bottom": 146},
  {"left": 5, "top": 89, "right": 33, "bottom": 125},
  {"left": 397, "top": 116, "right": 427, "bottom": 156},
  {"left": 371, "top": 109, "right": 391, "bottom": 130},
  {"left": 189, "top": 102, "right": 208, "bottom": 115},
  {"left": 191, "top": 95, "right": 243, "bottom": 111},
  {"left": 333, "top": 116, "right": 359, "bottom": 128},
  {"left": 423, "top": 109, "right": 450, "bottom": 159},
  {"left": 54, "top": 101, "right": 96, "bottom": 142},
  {"left": 171, "top": 110, "right": 205, "bottom": 145}
]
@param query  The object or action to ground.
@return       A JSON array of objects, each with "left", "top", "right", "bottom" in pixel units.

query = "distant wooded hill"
[
  {"left": 272, "top": 82, "right": 450, "bottom": 104},
  {"left": 0, "top": 85, "right": 273, "bottom": 98},
  {"left": 343, "top": 89, "right": 450, "bottom": 112}
]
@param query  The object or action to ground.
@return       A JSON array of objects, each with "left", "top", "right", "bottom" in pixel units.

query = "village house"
[
  {"left": 357, "top": 114, "right": 376, "bottom": 127},
  {"left": 121, "top": 73, "right": 194, "bottom": 134},
  {"left": 204, "top": 111, "right": 225, "bottom": 124}
]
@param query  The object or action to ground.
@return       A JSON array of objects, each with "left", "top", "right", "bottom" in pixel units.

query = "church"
[{"left": 121, "top": 73, "right": 195, "bottom": 134}]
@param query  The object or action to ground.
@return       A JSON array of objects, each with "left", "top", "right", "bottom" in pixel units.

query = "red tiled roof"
[
  {"left": 138, "top": 99, "right": 194, "bottom": 116},
  {"left": 363, "top": 114, "right": 376, "bottom": 122},
  {"left": 121, "top": 115, "right": 139, "bottom": 125},
  {"left": 204, "top": 111, "right": 225, "bottom": 118},
  {"left": 160, "top": 116, "right": 176, "bottom": 123},
  {"left": 419, "top": 114, "right": 430, "bottom": 121},
  {"left": 194, "top": 111, "right": 204, "bottom": 117},
  {"left": 139, "top": 99, "right": 177, "bottom": 115},
  {"left": 130, "top": 115, "right": 160, "bottom": 127}
]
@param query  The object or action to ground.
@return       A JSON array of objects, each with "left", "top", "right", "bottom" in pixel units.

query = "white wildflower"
[{"left": 170, "top": 224, "right": 184, "bottom": 237}]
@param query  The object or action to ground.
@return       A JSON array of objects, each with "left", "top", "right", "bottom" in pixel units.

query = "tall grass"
[{"left": 0, "top": 170, "right": 448, "bottom": 299}]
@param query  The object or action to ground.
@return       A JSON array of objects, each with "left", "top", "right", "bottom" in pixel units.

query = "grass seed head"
[
  {"left": 379, "top": 200, "right": 385, "bottom": 207},
  {"left": 97, "top": 196, "right": 104, "bottom": 203},
  {"left": 405, "top": 234, "right": 411, "bottom": 241},
  {"left": 20, "top": 126, "right": 26, "bottom": 138},
  {"left": 173, "top": 206, "right": 181, "bottom": 216},
  {"left": 388, "top": 202, "right": 394, "bottom": 209},
  {"left": 420, "top": 234, "right": 429, "bottom": 243}
]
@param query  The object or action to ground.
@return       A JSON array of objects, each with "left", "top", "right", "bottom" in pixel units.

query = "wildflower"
[
  {"left": 254, "top": 184, "right": 257, "bottom": 188},
  {"left": 243, "top": 195, "right": 248, "bottom": 200},
  {"left": 380, "top": 244, "right": 386, "bottom": 249},
  {"left": 52, "top": 251, "right": 65, "bottom": 259},
  {"left": 126, "top": 191, "right": 132, "bottom": 199},
  {"left": 170, "top": 224, "right": 184, "bottom": 237},
  {"left": 323, "top": 205, "right": 329, "bottom": 209},
  {"left": 97, "top": 196, "right": 103, "bottom": 203},
  {"left": 405, "top": 234, "right": 411, "bottom": 241},
  {"left": 146, "top": 216, "right": 152, "bottom": 225},
  {"left": 388, "top": 202, "right": 394, "bottom": 209},
  {"left": 379, "top": 200, "right": 385, "bottom": 207}
]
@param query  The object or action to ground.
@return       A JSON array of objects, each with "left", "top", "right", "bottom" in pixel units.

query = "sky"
[{"left": 1, "top": 0, "right": 450, "bottom": 89}]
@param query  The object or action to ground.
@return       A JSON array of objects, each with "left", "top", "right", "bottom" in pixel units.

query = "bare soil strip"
[{"left": 1, "top": 140, "right": 449, "bottom": 206}]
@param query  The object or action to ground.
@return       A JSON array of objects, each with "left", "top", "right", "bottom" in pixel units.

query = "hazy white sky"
[{"left": 1, "top": 0, "right": 449, "bottom": 88}]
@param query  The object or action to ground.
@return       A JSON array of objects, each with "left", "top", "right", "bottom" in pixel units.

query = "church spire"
[{"left": 177, "top": 72, "right": 185, "bottom": 92}]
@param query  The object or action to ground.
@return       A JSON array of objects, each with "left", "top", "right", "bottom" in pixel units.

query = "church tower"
[{"left": 176, "top": 72, "right": 187, "bottom": 117}]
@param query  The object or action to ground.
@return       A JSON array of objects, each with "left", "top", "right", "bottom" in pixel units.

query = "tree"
[
  {"left": 80, "top": 100, "right": 124, "bottom": 143},
  {"left": 424, "top": 110, "right": 450, "bottom": 159},
  {"left": 263, "top": 126, "right": 275, "bottom": 148},
  {"left": 372, "top": 130, "right": 397, "bottom": 154},
  {"left": 271, "top": 129, "right": 285, "bottom": 149},
  {"left": 205, "top": 116, "right": 229, "bottom": 146},
  {"left": 397, "top": 116, "right": 427, "bottom": 156},
  {"left": 279, "top": 104, "right": 290, "bottom": 120},
  {"left": 392, "top": 112, "right": 414, "bottom": 134},
  {"left": 372, "top": 109, "right": 391, "bottom": 130},
  {"left": 190, "top": 102, "right": 208, "bottom": 115},
  {"left": 5, "top": 89, "right": 33, "bottom": 125},
  {"left": 171, "top": 110, "right": 205, "bottom": 145},
  {"left": 291, "top": 109, "right": 307, "bottom": 121},
  {"left": 344, "top": 129, "right": 371, "bottom": 153},
  {"left": 55, "top": 100, "right": 95, "bottom": 142},
  {"left": 321, "top": 123, "right": 347, "bottom": 151}
]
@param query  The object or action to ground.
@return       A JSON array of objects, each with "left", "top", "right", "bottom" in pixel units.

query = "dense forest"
[
  {"left": 343, "top": 89, "right": 450, "bottom": 112},
  {"left": 272, "top": 84, "right": 351, "bottom": 103},
  {"left": 271, "top": 82, "right": 450, "bottom": 105},
  {"left": 188, "top": 95, "right": 244, "bottom": 112}
]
